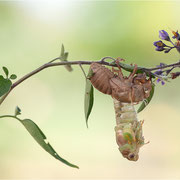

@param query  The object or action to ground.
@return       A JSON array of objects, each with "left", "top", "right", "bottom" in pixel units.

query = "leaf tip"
[
  {"left": 73, "top": 165, "right": 79, "bottom": 169},
  {"left": 86, "top": 121, "right": 89, "bottom": 129},
  {"left": 2, "top": 66, "right": 9, "bottom": 77}
]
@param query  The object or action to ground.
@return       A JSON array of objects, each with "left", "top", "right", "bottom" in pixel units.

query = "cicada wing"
[{"left": 90, "top": 63, "right": 114, "bottom": 95}]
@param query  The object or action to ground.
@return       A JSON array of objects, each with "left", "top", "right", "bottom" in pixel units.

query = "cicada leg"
[
  {"left": 128, "top": 64, "right": 138, "bottom": 80},
  {"left": 115, "top": 59, "right": 125, "bottom": 80}
]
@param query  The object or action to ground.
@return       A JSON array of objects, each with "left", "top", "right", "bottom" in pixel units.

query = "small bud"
[
  {"left": 154, "top": 40, "right": 166, "bottom": 47},
  {"left": 171, "top": 72, "right": 180, "bottom": 79},
  {"left": 154, "top": 69, "right": 163, "bottom": 75},
  {"left": 172, "top": 30, "right": 180, "bottom": 40},
  {"left": 175, "top": 41, "right": 180, "bottom": 53},
  {"left": 15, "top": 106, "right": 21, "bottom": 116},
  {"left": 156, "top": 78, "right": 165, "bottom": 85},
  {"left": 153, "top": 41, "right": 166, "bottom": 52},
  {"left": 159, "top": 30, "right": 170, "bottom": 41},
  {"left": 156, "top": 47, "right": 165, "bottom": 51}
]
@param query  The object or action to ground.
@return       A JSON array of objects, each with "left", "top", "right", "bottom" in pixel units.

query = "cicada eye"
[
  {"left": 128, "top": 153, "right": 135, "bottom": 160},
  {"left": 127, "top": 153, "right": 139, "bottom": 161}
]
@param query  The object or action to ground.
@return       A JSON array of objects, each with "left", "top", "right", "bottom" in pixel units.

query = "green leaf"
[
  {"left": 60, "top": 44, "right": 68, "bottom": 61},
  {"left": 0, "top": 75, "right": 12, "bottom": 97},
  {"left": 64, "top": 52, "right": 68, "bottom": 60},
  {"left": 60, "top": 44, "right": 65, "bottom": 58},
  {"left": 10, "top": 74, "right": 17, "bottom": 80},
  {"left": 61, "top": 52, "right": 68, "bottom": 61},
  {"left": 137, "top": 84, "right": 155, "bottom": 113},
  {"left": 20, "top": 119, "right": 79, "bottom": 169},
  {"left": 59, "top": 45, "right": 72, "bottom": 72},
  {"left": 64, "top": 64, "right": 73, "bottom": 72},
  {"left": 84, "top": 79, "right": 94, "bottom": 128},
  {"left": 2, "top": 67, "right": 9, "bottom": 77}
]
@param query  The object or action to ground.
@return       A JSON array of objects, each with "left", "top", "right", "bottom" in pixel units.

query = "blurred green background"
[{"left": 0, "top": 1, "right": 180, "bottom": 179}]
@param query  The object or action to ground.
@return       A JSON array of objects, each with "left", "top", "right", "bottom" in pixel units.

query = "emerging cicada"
[{"left": 89, "top": 60, "right": 152, "bottom": 161}]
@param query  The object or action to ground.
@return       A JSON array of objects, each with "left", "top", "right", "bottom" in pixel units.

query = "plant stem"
[
  {"left": 79, "top": 63, "right": 87, "bottom": 79},
  {"left": 0, "top": 57, "right": 180, "bottom": 107},
  {"left": 0, "top": 115, "right": 21, "bottom": 121}
]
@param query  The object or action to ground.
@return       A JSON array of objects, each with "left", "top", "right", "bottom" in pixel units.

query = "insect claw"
[
  {"left": 140, "top": 120, "right": 144, "bottom": 126},
  {"left": 114, "top": 59, "right": 124, "bottom": 80},
  {"left": 144, "top": 141, "right": 150, "bottom": 145},
  {"left": 116, "top": 57, "right": 125, "bottom": 62}
]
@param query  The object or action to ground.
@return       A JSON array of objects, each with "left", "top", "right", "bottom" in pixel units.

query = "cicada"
[{"left": 89, "top": 60, "right": 152, "bottom": 161}]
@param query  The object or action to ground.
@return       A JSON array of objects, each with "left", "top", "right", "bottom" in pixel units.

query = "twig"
[
  {"left": 48, "top": 57, "right": 60, "bottom": 63},
  {"left": 147, "top": 61, "right": 180, "bottom": 71},
  {"left": 79, "top": 63, "right": 87, "bottom": 79},
  {"left": 0, "top": 57, "right": 180, "bottom": 106}
]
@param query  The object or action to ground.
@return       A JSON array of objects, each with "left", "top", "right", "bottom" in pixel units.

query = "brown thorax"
[{"left": 89, "top": 59, "right": 152, "bottom": 103}]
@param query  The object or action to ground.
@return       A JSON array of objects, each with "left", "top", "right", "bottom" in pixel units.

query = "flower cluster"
[{"left": 153, "top": 30, "right": 180, "bottom": 53}]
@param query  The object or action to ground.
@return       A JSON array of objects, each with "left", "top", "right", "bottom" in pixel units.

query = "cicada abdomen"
[
  {"left": 90, "top": 62, "right": 114, "bottom": 95},
  {"left": 89, "top": 61, "right": 152, "bottom": 161},
  {"left": 113, "top": 99, "right": 144, "bottom": 161}
]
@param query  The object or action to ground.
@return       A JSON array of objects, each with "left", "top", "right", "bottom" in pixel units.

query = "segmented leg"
[
  {"left": 128, "top": 64, "right": 138, "bottom": 80},
  {"left": 112, "top": 67, "right": 119, "bottom": 74},
  {"left": 115, "top": 59, "right": 124, "bottom": 81}
]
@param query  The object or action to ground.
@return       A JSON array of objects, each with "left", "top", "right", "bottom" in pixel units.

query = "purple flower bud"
[
  {"left": 153, "top": 41, "right": 167, "bottom": 51},
  {"left": 161, "top": 81, "right": 165, "bottom": 85},
  {"left": 153, "top": 40, "right": 166, "bottom": 47},
  {"left": 156, "top": 78, "right": 161, "bottom": 83},
  {"left": 159, "top": 30, "right": 170, "bottom": 41},
  {"left": 155, "top": 47, "right": 165, "bottom": 51},
  {"left": 154, "top": 69, "right": 163, "bottom": 75},
  {"left": 159, "top": 63, "right": 166, "bottom": 67},
  {"left": 156, "top": 78, "right": 165, "bottom": 85}
]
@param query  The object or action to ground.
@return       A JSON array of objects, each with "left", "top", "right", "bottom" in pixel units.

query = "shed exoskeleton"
[{"left": 89, "top": 60, "right": 152, "bottom": 161}]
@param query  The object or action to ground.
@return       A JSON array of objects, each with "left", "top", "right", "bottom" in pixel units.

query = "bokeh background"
[{"left": 0, "top": 1, "right": 180, "bottom": 179}]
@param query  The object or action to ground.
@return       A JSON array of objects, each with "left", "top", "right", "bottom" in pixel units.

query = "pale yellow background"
[{"left": 0, "top": 1, "right": 180, "bottom": 179}]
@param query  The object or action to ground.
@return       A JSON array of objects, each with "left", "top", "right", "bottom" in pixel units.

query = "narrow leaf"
[
  {"left": 84, "top": 79, "right": 94, "bottom": 128},
  {"left": 20, "top": 119, "right": 79, "bottom": 169},
  {"left": 0, "top": 75, "right": 12, "bottom": 97},
  {"left": 137, "top": 84, "right": 155, "bottom": 113},
  {"left": 10, "top": 74, "right": 17, "bottom": 80},
  {"left": 60, "top": 47, "right": 73, "bottom": 72},
  {"left": 64, "top": 65, "right": 73, "bottom": 72},
  {"left": 2, "top": 67, "right": 9, "bottom": 77},
  {"left": 60, "top": 44, "right": 65, "bottom": 57},
  {"left": 61, "top": 52, "right": 68, "bottom": 61}
]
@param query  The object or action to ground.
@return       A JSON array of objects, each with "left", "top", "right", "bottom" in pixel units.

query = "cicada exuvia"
[{"left": 89, "top": 60, "right": 152, "bottom": 161}]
